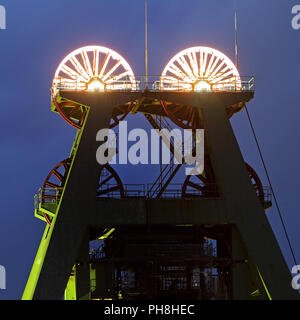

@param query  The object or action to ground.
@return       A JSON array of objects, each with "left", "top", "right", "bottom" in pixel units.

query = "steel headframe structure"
[{"left": 22, "top": 45, "right": 298, "bottom": 300}]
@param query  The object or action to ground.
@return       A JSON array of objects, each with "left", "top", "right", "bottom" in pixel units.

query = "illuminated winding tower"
[{"left": 22, "top": 45, "right": 298, "bottom": 300}]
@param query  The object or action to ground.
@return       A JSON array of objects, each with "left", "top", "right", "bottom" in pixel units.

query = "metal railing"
[
  {"left": 96, "top": 183, "right": 218, "bottom": 199},
  {"left": 53, "top": 75, "right": 255, "bottom": 93},
  {"left": 166, "top": 183, "right": 219, "bottom": 199},
  {"left": 262, "top": 186, "right": 272, "bottom": 203},
  {"left": 34, "top": 184, "right": 272, "bottom": 207},
  {"left": 34, "top": 187, "right": 63, "bottom": 210},
  {"left": 97, "top": 184, "right": 146, "bottom": 199},
  {"left": 90, "top": 244, "right": 106, "bottom": 260}
]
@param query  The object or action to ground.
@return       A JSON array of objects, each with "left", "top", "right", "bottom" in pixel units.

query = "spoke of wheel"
[
  {"left": 221, "top": 76, "right": 236, "bottom": 84},
  {"left": 106, "top": 70, "right": 129, "bottom": 84},
  {"left": 177, "top": 56, "right": 194, "bottom": 80},
  {"left": 187, "top": 180, "right": 206, "bottom": 191},
  {"left": 102, "top": 60, "right": 122, "bottom": 82},
  {"left": 202, "top": 51, "right": 208, "bottom": 76},
  {"left": 196, "top": 173, "right": 207, "bottom": 184},
  {"left": 205, "top": 54, "right": 215, "bottom": 77},
  {"left": 208, "top": 56, "right": 219, "bottom": 78},
  {"left": 81, "top": 50, "right": 93, "bottom": 78},
  {"left": 182, "top": 55, "right": 195, "bottom": 79},
  {"left": 52, "top": 170, "right": 64, "bottom": 182},
  {"left": 99, "top": 174, "right": 114, "bottom": 188},
  {"left": 188, "top": 52, "right": 198, "bottom": 77},
  {"left": 169, "top": 64, "right": 188, "bottom": 80},
  {"left": 63, "top": 161, "right": 71, "bottom": 170},
  {"left": 173, "top": 104, "right": 184, "bottom": 114},
  {"left": 60, "top": 65, "right": 86, "bottom": 82},
  {"left": 99, "top": 52, "right": 110, "bottom": 78},
  {"left": 93, "top": 48, "right": 99, "bottom": 76},
  {"left": 198, "top": 49, "right": 202, "bottom": 75},
  {"left": 200, "top": 51, "right": 205, "bottom": 77},
  {"left": 69, "top": 55, "right": 90, "bottom": 81},
  {"left": 211, "top": 68, "right": 233, "bottom": 83},
  {"left": 97, "top": 185, "right": 120, "bottom": 196},
  {"left": 209, "top": 60, "right": 226, "bottom": 80}
]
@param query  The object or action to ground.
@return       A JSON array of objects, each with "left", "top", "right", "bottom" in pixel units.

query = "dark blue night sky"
[{"left": 1, "top": 0, "right": 300, "bottom": 299}]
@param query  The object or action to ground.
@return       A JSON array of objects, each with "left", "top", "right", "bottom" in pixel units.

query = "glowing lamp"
[
  {"left": 87, "top": 77, "right": 105, "bottom": 91},
  {"left": 194, "top": 80, "right": 211, "bottom": 92}
]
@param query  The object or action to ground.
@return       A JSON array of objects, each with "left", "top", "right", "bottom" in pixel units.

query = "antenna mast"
[
  {"left": 145, "top": 0, "right": 149, "bottom": 88},
  {"left": 234, "top": 7, "right": 238, "bottom": 69}
]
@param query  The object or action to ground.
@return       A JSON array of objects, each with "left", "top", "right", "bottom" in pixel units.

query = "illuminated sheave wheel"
[
  {"left": 97, "top": 164, "right": 124, "bottom": 198},
  {"left": 51, "top": 46, "right": 136, "bottom": 129},
  {"left": 41, "top": 158, "right": 72, "bottom": 204},
  {"left": 53, "top": 45, "right": 136, "bottom": 91},
  {"left": 160, "top": 46, "right": 241, "bottom": 91}
]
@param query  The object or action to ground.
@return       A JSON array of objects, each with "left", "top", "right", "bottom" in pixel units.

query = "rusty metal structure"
[{"left": 22, "top": 45, "right": 298, "bottom": 300}]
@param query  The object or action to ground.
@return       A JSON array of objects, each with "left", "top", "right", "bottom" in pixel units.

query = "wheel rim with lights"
[
  {"left": 52, "top": 45, "right": 136, "bottom": 91},
  {"left": 160, "top": 46, "right": 241, "bottom": 91}
]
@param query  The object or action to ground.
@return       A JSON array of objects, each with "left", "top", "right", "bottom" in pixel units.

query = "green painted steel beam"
[{"left": 21, "top": 104, "right": 89, "bottom": 300}]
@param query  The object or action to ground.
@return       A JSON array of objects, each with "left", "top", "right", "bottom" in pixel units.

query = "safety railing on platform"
[
  {"left": 34, "top": 187, "right": 64, "bottom": 211},
  {"left": 263, "top": 186, "right": 272, "bottom": 203},
  {"left": 53, "top": 75, "right": 255, "bottom": 93},
  {"left": 34, "top": 184, "right": 272, "bottom": 209},
  {"left": 96, "top": 183, "right": 219, "bottom": 199}
]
